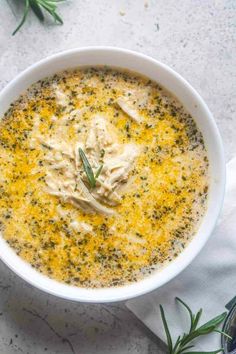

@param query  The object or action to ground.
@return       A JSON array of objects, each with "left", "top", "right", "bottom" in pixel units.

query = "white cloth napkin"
[{"left": 126, "top": 157, "right": 236, "bottom": 351}]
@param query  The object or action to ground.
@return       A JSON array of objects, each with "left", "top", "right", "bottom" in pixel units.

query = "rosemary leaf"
[
  {"left": 12, "top": 0, "right": 30, "bottom": 36},
  {"left": 181, "top": 351, "right": 223, "bottom": 354},
  {"left": 79, "top": 148, "right": 96, "bottom": 188},
  {"left": 159, "top": 305, "right": 173, "bottom": 352},
  {"left": 192, "top": 308, "right": 203, "bottom": 331},
  {"left": 50, "top": 11, "right": 63, "bottom": 24},
  {"left": 214, "top": 329, "right": 232, "bottom": 340},
  {"left": 176, "top": 297, "right": 195, "bottom": 331},
  {"left": 95, "top": 164, "right": 103, "bottom": 179},
  {"left": 29, "top": 0, "right": 44, "bottom": 21},
  {"left": 197, "top": 312, "right": 227, "bottom": 333}
]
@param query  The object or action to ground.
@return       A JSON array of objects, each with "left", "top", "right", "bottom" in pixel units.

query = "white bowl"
[{"left": 0, "top": 47, "right": 225, "bottom": 303}]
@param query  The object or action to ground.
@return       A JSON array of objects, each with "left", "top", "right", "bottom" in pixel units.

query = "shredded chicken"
[
  {"left": 76, "top": 177, "right": 115, "bottom": 215},
  {"left": 43, "top": 114, "right": 140, "bottom": 215},
  {"left": 53, "top": 85, "right": 69, "bottom": 107},
  {"left": 40, "top": 138, "right": 74, "bottom": 159},
  {"left": 120, "top": 234, "right": 146, "bottom": 245},
  {"left": 55, "top": 205, "right": 94, "bottom": 235},
  {"left": 117, "top": 97, "right": 143, "bottom": 123},
  {"left": 70, "top": 220, "right": 93, "bottom": 234}
]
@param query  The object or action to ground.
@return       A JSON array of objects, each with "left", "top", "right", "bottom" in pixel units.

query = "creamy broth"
[{"left": 0, "top": 67, "right": 209, "bottom": 288}]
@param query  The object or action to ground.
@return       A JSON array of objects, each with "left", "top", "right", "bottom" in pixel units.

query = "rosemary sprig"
[
  {"left": 12, "top": 0, "right": 65, "bottom": 35},
  {"left": 79, "top": 148, "right": 103, "bottom": 189},
  {"left": 160, "top": 297, "right": 231, "bottom": 354}
]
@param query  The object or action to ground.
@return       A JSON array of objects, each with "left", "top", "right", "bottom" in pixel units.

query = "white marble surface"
[{"left": 0, "top": 1, "right": 235, "bottom": 353}]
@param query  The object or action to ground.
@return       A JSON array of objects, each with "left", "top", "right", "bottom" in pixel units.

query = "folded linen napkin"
[{"left": 126, "top": 157, "right": 236, "bottom": 351}]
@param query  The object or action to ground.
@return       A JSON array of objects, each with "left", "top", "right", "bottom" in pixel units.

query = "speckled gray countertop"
[{"left": 0, "top": 1, "right": 235, "bottom": 353}]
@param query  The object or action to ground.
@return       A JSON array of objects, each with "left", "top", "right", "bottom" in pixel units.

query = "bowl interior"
[{"left": 0, "top": 47, "right": 225, "bottom": 302}]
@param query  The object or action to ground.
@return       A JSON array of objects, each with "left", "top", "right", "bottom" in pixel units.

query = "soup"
[{"left": 0, "top": 67, "right": 209, "bottom": 288}]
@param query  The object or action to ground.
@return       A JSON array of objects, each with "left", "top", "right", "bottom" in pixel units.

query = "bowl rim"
[{"left": 0, "top": 46, "right": 226, "bottom": 302}]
